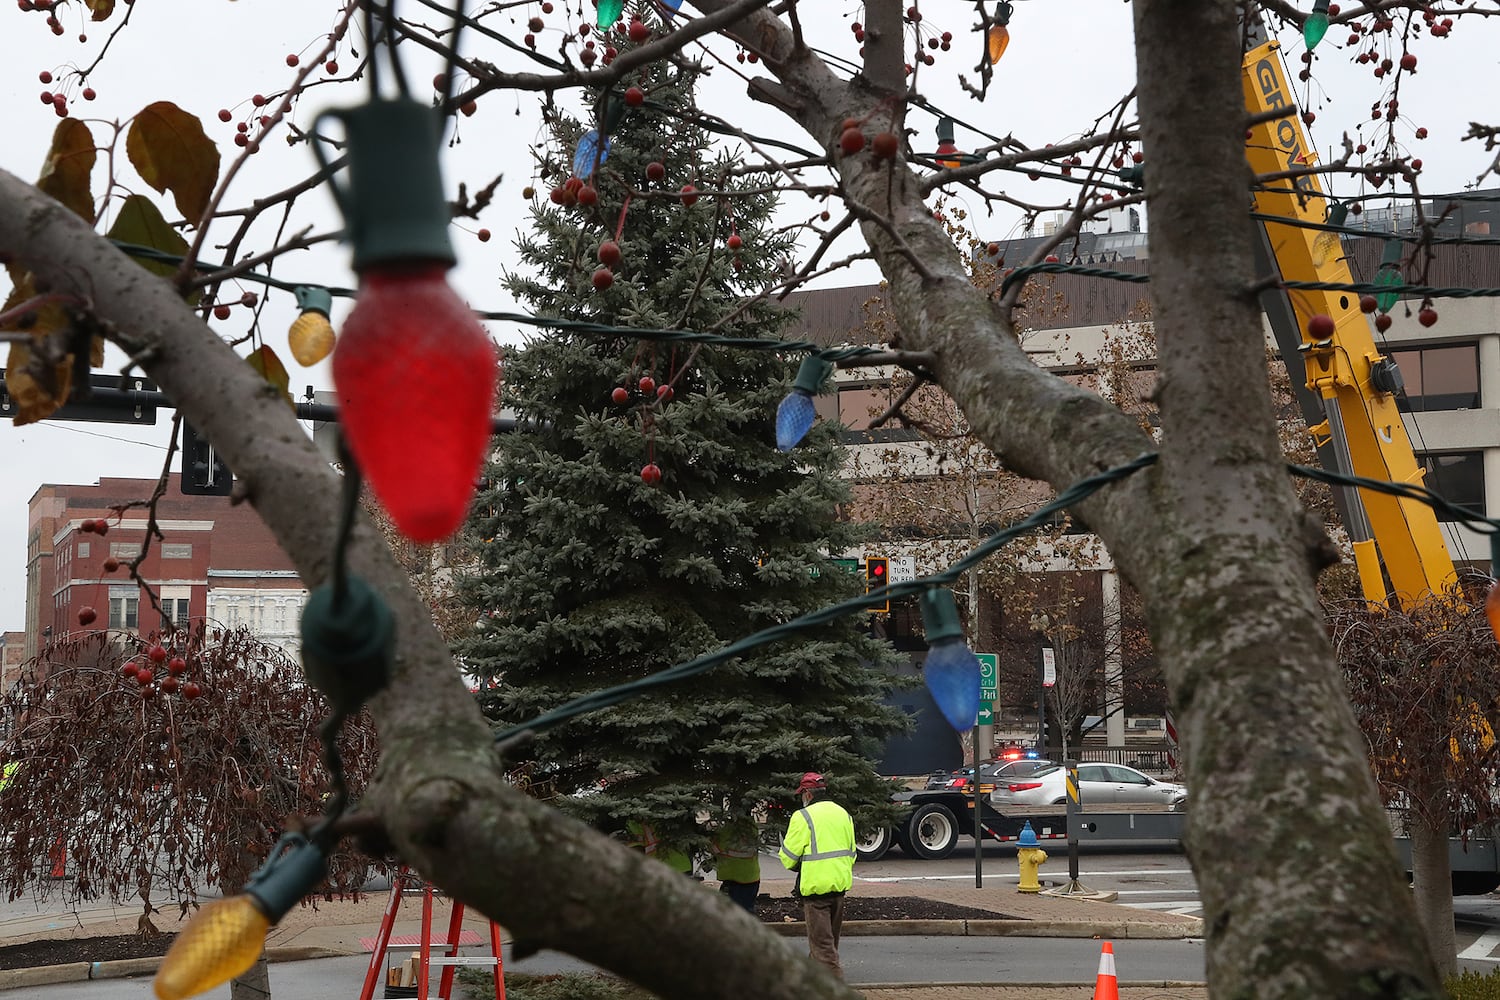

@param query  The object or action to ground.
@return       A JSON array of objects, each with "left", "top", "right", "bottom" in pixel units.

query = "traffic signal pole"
[{"left": 1, "top": 370, "right": 533, "bottom": 496}]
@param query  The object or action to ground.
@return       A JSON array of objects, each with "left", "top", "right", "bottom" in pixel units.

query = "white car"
[{"left": 989, "top": 762, "right": 1187, "bottom": 811}]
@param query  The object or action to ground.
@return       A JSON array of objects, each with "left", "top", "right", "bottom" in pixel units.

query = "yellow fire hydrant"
[{"left": 1016, "top": 821, "right": 1047, "bottom": 893}]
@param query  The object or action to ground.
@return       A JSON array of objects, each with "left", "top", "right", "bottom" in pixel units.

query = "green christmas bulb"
[
  {"left": 1303, "top": 0, "right": 1330, "bottom": 51},
  {"left": 596, "top": 0, "right": 624, "bottom": 29}
]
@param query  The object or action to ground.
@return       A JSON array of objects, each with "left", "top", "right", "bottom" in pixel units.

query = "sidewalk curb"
[
  {"left": 0, "top": 921, "right": 1202, "bottom": 991},
  {"left": 0, "top": 945, "right": 357, "bottom": 991},
  {"left": 767, "top": 918, "right": 1203, "bottom": 939}
]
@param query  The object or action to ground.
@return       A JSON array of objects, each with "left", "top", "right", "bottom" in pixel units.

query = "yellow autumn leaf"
[
  {"left": 125, "top": 101, "right": 221, "bottom": 223},
  {"left": 246, "top": 345, "right": 296, "bottom": 410},
  {"left": 36, "top": 118, "right": 97, "bottom": 222}
]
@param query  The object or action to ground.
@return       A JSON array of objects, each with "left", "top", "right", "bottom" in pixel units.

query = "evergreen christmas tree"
[{"left": 455, "top": 48, "right": 908, "bottom": 864}]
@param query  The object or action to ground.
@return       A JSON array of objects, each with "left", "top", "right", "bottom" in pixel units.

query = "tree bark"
[
  {"left": 229, "top": 955, "right": 272, "bottom": 1000},
  {"left": 1411, "top": 800, "right": 1458, "bottom": 978}
]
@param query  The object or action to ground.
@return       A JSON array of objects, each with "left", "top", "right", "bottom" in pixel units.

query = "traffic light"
[
  {"left": 865, "top": 556, "right": 889, "bottom": 613},
  {"left": 181, "top": 422, "right": 233, "bottom": 496}
]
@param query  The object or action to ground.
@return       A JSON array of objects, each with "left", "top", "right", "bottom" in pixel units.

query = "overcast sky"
[{"left": 1, "top": 0, "right": 1496, "bottom": 631}]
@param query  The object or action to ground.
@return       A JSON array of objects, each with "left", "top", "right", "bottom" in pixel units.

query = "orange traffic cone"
[{"left": 1092, "top": 940, "right": 1119, "bottom": 1000}]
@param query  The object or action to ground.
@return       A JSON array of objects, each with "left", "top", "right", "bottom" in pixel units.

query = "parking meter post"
[{"left": 1066, "top": 761, "right": 1080, "bottom": 884}]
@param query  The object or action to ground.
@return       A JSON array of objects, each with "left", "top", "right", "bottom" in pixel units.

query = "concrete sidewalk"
[{"left": 0, "top": 875, "right": 1207, "bottom": 999}]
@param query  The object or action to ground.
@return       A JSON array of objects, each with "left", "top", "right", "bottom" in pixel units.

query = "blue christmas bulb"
[
  {"left": 776, "top": 391, "right": 816, "bottom": 451},
  {"left": 775, "top": 355, "right": 831, "bottom": 452},
  {"left": 919, "top": 589, "right": 980, "bottom": 731},
  {"left": 573, "top": 130, "right": 611, "bottom": 180},
  {"left": 924, "top": 638, "right": 981, "bottom": 732}
]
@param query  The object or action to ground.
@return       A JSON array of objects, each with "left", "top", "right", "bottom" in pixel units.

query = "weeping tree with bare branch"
[
  {"left": 0, "top": 626, "right": 380, "bottom": 999},
  {"left": 1332, "top": 586, "right": 1500, "bottom": 977}
]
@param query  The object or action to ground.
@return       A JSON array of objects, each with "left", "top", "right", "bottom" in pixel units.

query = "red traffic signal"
[{"left": 865, "top": 556, "right": 889, "bottom": 613}]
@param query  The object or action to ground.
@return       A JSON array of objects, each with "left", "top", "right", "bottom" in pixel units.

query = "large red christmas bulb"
[
  {"left": 334, "top": 265, "right": 495, "bottom": 541},
  {"left": 315, "top": 97, "right": 498, "bottom": 542}
]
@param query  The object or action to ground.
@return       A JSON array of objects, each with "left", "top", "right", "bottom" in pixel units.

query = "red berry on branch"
[
  {"left": 1419, "top": 306, "right": 1438, "bottom": 327},
  {"left": 103, "top": 557, "right": 119, "bottom": 572},
  {"left": 657, "top": 385, "right": 674, "bottom": 402},
  {"left": 1415, "top": 127, "right": 1428, "bottom": 139},
  {"left": 872, "top": 131, "right": 899, "bottom": 159},
  {"left": 121, "top": 662, "right": 139, "bottom": 679},
  {"left": 592, "top": 266, "right": 615, "bottom": 290},
  {"left": 727, "top": 233, "right": 743, "bottom": 251},
  {"left": 160, "top": 675, "right": 180, "bottom": 695},
  {"left": 1375, "top": 313, "right": 1392, "bottom": 332},
  {"left": 598, "top": 241, "right": 622, "bottom": 267},
  {"left": 1307, "top": 314, "right": 1336, "bottom": 338},
  {"left": 286, "top": 53, "right": 299, "bottom": 67},
  {"left": 168, "top": 656, "right": 187, "bottom": 676},
  {"left": 680, "top": 183, "right": 699, "bottom": 206},
  {"left": 1401, "top": 53, "right": 1417, "bottom": 71},
  {"left": 628, "top": 18, "right": 650, "bottom": 42},
  {"left": 611, "top": 387, "right": 629, "bottom": 405},
  {"left": 78, "top": 607, "right": 96, "bottom": 626},
  {"left": 461, "top": 100, "right": 478, "bottom": 117},
  {"left": 624, "top": 86, "right": 644, "bottom": 106},
  {"left": 325, "top": 60, "right": 339, "bottom": 74},
  {"left": 639, "top": 376, "right": 656, "bottom": 394},
  {"left": 577, "top": 185, "right": 598, "bottom": 206},
  {"left": 528, "top": 16, "right": 544, "bottom": 31},
  {"left": 640, "top": 463, "right": 662, "bottom": 486},
  {"left": 646, "top": 161, "right": 667, "bottom": 182},
  {"left": 1132, "top": 151, "right": 1144, "bottom": 163},
  {"left": 137, "top": 668, "right": 154, "bottom": 686},
  {"left": 477, "top": 228, "right": 491, "bottom": 242},
  {"left": 182, "top": 681, "right": 203, "bottom": 700},
  {"left": 839, "top": 128, "right": 866, "bottom": 155},
  {"left": 1359, "top": 295, "right": 1378, "bottom": 313}
]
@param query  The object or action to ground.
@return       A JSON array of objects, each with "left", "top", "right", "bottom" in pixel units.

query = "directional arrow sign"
[{"left": 976, "top": 701, "right": 994, "bottom": 726}]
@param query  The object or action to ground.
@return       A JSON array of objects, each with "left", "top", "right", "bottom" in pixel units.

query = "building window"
[
  {"left": 76, "top": 542, "right": 88, "bottom": 559},
  {"left": 1419, "top": 451, "right": 1486, "bottom": 520},
  {"left": 110, "top": 542, "right": 134, "bottom": 559},
  {"left": 1390, "top": 344, "right": 1480, "bottom": 412},
  {"left": 108, "top": 592, "right": 139, "bottom": 630},
  {"left": 162, "top": 543, "right": 192, "bottom": 559}
]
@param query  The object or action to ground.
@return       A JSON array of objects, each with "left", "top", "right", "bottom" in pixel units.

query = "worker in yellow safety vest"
[
  {"left": 778, "top": 772, "right": 855, "bottom": 977},
  {"left": 624, "top": 819, "right": 693, "bottom": 875},
  {"left": 710, "top": 817, "right": 761, "bottom": 913}
]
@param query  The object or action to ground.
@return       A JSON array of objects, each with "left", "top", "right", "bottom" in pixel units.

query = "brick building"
[{"left": 24, "top": 475, "right": 305, "bottom": 661}]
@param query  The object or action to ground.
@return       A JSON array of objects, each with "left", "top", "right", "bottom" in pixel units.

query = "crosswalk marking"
[{"left": 1459, "top": 929, "right": 1500, "bottom": 961}]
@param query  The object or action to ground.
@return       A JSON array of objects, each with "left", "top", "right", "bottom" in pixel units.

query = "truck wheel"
[
  {"left": 892, "top": 820, "right": 914, "bottom": 855},
  {"left": 906, "top": 803, "right": 960, "bottom": 860},
  {"left": 855, "top": 826, "right": 893, "bottom": 863}
]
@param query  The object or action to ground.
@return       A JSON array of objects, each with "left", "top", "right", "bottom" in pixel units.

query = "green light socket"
[
  {"left": 294, "top": 286, "right": 334, "bottom": 318},
  {"left": 245, "top": 836, "right": 329, "bottom": 922},
  {"left": 920, "top": 589, "right": 965, "bottom": 645},
  {"left": 314, "top": 98, "right": 456, "bottom": 272},
  {"left": 300, "top": 574, "right": 395, "bottom": 713},
  {"left": 792, "top": 356, "right": 833, "bottom": 396}
]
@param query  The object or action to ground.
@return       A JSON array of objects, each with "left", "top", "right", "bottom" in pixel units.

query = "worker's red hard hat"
[{"left": 796, "top": 772, "right": 826, "bottom": 793}]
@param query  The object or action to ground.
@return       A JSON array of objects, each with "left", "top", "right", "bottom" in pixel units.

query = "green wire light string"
[
  {"left": 107, "top": 240, "right": 1500, "bottom": 367},
  {"left": 492, "top": 452, "right": 1500, "bottom": 745}
]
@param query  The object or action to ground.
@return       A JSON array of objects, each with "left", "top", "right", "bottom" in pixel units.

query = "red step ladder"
[{"left": 357, "top": 868, "right": 505, "bottom": 1000}]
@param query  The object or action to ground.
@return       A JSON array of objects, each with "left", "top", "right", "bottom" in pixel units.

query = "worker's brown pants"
[{"left": 801, "top": 894, "right": 846, "bottom": 977}]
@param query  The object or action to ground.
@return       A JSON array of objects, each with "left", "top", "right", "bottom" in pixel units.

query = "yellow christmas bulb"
[
  {"left": 289, "top": 310, "right": 336, "bottom": 366},
  {"left": 153, "top": 895, "right": 271, "bottom": 1000},
  {"left": 987, "top": 24, "right": 1010, "bottom": 64},
  {"left": 1310, "top": 230, "right": 1340, "bottom": 268}
]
